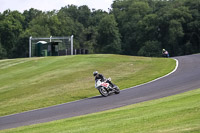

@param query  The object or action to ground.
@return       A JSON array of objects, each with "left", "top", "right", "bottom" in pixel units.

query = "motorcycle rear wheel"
[{"left": 99, "top": 87, "right": 109, "bottom": 97}]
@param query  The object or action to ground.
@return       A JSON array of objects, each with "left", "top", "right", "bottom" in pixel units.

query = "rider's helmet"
[
  {"left": 162, "top": 49, "right": 166, "bottom": 52},
  {"left": 93, "top": 71, "right": 98, "bottom": 76}
]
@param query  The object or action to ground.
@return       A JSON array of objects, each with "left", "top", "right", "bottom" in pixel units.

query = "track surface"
[{"left": 1, "top": 54, "right": 200, "bottom": 130}]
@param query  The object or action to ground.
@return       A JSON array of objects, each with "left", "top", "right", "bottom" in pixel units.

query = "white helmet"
[{"left": 93, "top": 71, "right": 98, "bottom": 76}]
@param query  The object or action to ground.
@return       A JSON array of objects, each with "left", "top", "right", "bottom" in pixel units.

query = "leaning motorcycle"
[
  {"left": 95, "top": 78, "right": 120, "bottom": 97},
  {"left": 162, "top": 51, "right": 169, "bottom": 58}
]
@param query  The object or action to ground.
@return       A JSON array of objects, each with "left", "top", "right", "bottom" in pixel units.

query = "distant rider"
[
  {"left": 93, "top": 71, "right": 114, "bottom": 88},
  {"left": 162, "top": 49, "right": 169, "bottom": 58}
]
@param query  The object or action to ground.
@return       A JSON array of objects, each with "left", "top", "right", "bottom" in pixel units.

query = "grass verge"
[
  {"left": 0, "top": 54, "right": 175, "bottom": 116},
  {"left": 1, "top": 88, "right": 199, "bottom": 133}
]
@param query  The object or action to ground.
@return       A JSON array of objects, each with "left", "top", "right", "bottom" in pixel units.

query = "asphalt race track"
[{"left": 0, "top": 54, "right": 200, "bottom": 130}]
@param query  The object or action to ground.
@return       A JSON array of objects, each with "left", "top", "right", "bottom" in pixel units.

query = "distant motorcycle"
[
  {"left": 162, "top": 51, "right": 169, "bottom": 58},
  {"left": 95, "top": 78, "right": 120, "bottom": 97}
]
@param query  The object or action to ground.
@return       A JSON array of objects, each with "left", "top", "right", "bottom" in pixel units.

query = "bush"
[{"left": 138, "top": 41, "right": 161, "bottom": 57}]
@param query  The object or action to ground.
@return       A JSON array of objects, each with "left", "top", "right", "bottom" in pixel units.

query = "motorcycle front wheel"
[
  {"left": 114, "top": 86, "right": 120, "bottom": 94},
  {"left": 99, "top": 87, "right": 109, "bottom": 97}
]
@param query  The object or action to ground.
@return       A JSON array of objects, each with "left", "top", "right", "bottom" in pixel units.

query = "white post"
[
  {"left": 66, "top": 49, "right": 68, "bottom": 55},
  {"left": 29, "top": 36, "right": 32, "bottom": 58},
  {"left": 50, "top": 36, "right": 52, "bottom": 42},
  {"left": 71, "top": 35, "right": 74, "bottom": 55}
]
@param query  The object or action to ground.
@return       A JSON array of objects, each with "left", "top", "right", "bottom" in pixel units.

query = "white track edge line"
[{"left": 121, "top": 58, "right": 179, "bottom": 91}]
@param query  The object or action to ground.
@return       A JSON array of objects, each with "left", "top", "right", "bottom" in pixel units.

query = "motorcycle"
[
  {"left": 95, "top": 78, "right": 120, "bottom": 97},
  {"left": 162, "top": 51, "right": 169, "bottom": 58}
]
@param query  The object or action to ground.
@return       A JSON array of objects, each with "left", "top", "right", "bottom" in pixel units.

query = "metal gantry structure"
[{"left": 29, "top": 35, "right": 73, "bottom": 58}]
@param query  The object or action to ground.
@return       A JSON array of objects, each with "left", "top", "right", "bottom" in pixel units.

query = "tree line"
[{"left": 0, "top": 0, "right": 199, "bottom": 59}]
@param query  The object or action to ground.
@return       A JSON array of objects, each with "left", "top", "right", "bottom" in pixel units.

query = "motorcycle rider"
[
  {"left": 162, "top": 49, "right": 169, "bottom": 57},
  {"left": 93, "top": 71, "right": 114, "bottom": 88}
]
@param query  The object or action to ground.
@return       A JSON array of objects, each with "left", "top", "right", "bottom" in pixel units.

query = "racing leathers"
[{"left": 95, "top": 74, "right": 114, "bottom": 88}]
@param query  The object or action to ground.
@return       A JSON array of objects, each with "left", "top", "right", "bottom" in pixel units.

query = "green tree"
[
  {"left": 26, "top": 13, "right": 51, "bottom": 37},
  {"left": 183, "top": 0, "right": 200, "bottom": 54},
  {"left": 112, "top": 0, "right": 152, "bottom": 55},
  {"left": 57, "top": 8, "right": 85, "bottom": 49},
  {"left": 157, "top": 5, "right": 192, "bottom": 56},
  {"left": 46, "top": 11, "right": 62, "bottom": 36},
  {"left": 137, "top": 14, "right": 160, "bottom": 47},
  {"left": 89, "top": 9, "right": 108, "bottom": 27},
  {"left": 97, "top": 15, "right": 121, "bottom": 53},
  {"left": 23, "top": 8, "right": 42, "bottom": 29},
  {"left": 78, "top": 5, "right": 91, "bottom": 27},
  {"left": 59, "top": 5, "right": 79, "bottom": 21},
  {"left": 0, "top": 42, "right": 7, "bottom": 59},
  {"left": 82, "top": 26, "right": 98, "bottom": 54},
  {"left": 0, "top": 10, "right": 24, "bottom": 58},
  {"left": 138, "top": 40, "right": 161, "bottom": 57}
]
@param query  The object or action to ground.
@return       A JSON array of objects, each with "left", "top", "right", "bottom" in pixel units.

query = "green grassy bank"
[
  {"left": 0, "top": 54, "right": 175, "bottom": 116},
  {"left": 1, "top": 88, "right": 199, "bottom": 133}
]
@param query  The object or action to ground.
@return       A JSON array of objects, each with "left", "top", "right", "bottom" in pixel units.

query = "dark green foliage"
[
  {"left": 138, "top": 41, "right": 161, "bottom": 57},
  {"left": 0, "top": 42, "right": 7, "bottom": 59},
  {"left": 0, "top": 10, "right": 25, "bottom": 58},
  {"left": 0, "top": 0, "right": 199, "bottom": 58},
  {"left": 112, "top": 0, "right": 200, "bottom": 56},
  {"left": 97, "top": 15, "right": 121, "bottom": 53}
]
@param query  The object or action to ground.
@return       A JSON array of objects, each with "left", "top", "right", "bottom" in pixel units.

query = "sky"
[{"left": 0, "top": 0, "right": 114, "bottom": 13}]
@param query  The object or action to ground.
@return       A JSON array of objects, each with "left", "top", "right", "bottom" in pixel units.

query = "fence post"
[
  {"left": 71, "top": 35, "right": 74, "bottom": 55},
  {"left": 66, "top": 49, "right": 68, "bottom": 55},
  {"left": 29, "top": 36, "right": 32, "bottom": 58},
  {"left": 50, "top": 36, "right": 52, "bottom": 42}
]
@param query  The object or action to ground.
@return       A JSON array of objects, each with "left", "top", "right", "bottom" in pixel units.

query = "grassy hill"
[{"left": 0, "top": 54, "right": 176, "bottom": 116}]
